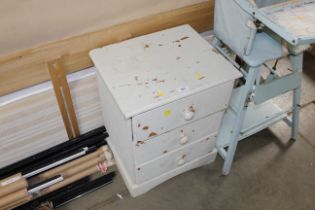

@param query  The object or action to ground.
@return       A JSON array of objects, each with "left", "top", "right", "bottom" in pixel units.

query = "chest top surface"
[{"left": 90, "top": 25, "right": 241, "bottom": 119}]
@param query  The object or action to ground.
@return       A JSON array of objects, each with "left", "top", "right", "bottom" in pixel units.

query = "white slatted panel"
[
  {"left": 0, "top": 68, "right": 103, "bottom": 168},
  {"left": 70, "top": 75, "right": 104, "bottom": 134},
  {"left": 0, "top": 90, "right": 68, "bottom": 168}
]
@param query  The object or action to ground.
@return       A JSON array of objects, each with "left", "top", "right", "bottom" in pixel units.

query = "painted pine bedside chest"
[{"left": 90, "top": 25, "right": 241, "bottom": 197}]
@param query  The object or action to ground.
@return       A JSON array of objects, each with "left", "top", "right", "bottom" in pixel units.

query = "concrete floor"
[{"left": 60, "top": 53, "right": 315, "bottom": 210}]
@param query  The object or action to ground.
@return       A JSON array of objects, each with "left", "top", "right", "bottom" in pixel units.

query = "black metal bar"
[
  {"left": 15, "top": 172, "right": 116, "bottom": 210},
  {"left": 0, "top": 126, "right": 108, "bottom": 179}
]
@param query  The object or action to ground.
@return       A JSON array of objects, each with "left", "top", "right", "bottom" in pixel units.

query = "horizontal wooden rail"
[{"left": 0, "top": 1, "right": 214, "bottom": 96}]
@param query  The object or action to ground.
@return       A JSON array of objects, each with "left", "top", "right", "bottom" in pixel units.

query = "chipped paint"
[
  {"left": 180, "top": 36, "right": 189, "bottom": 41},
  {"left": 189, "top": 106, "right": 196, "bottom": 113},
  {"left": 142, "top": 126, "right": 149, "bottom": 130},
  {"left": 177, "top": 86, "right": 189, "bottom": 92},
  {"left": 148, "top": 132, "right": 157, "bottom": 138},
  {"left": 136, "top": 140, "right": 145, "bottom": 146},
  {"left": 152, "top": 78, "right": 165, "bottom": 83}
]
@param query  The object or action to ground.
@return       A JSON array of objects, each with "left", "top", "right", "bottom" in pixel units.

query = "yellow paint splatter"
[
  {"left": 156, "top": 90, "right": 164, "bottom": 97},
  {"left": 163, "top": 109, "right": 172, "bottom": 117},
  {"left": 195, "top": 72, "right": 202, "bottom": 80},
  {"left": 195, "top": 72, "right": 205, "bottom": 80},
  {"left": 297, "top": 16, "right": 304, "bottom": 20}
]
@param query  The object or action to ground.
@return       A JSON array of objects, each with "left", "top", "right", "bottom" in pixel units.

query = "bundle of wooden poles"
[{"left": 0, "top": 146, "right": 115, "bottom": 210}]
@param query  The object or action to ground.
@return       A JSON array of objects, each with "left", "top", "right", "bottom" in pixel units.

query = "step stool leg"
[
  {"left": 222, "top": 66, "right": 260, "bottom": 175},
  {"left": 290, "top": 54, "right": 303, "bottom": 140}
]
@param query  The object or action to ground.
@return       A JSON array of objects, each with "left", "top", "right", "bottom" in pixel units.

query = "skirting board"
[
  {"left": 0, "top": 1, "right": 214, "bottom": 96},
  {"left": 0, "top": 67, "right": 103, "bottom": 168}
]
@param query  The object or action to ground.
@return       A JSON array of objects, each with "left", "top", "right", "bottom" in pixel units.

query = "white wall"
[{"left": 0, "top": 0, "right": 206, "bottom": 56}]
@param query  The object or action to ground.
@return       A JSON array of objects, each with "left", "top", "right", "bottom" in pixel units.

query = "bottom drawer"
[{"left": 135, "top": 135, "right": 217, "bottom": 184}]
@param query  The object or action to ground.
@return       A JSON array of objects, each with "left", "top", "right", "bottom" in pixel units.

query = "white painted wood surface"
[
  {"left": 97, "top": 74, "right": 136, "bottom": 181},
  {"left": 91, "top": 25, "right": 241, "bottom": 196},
  {"left": 90, "top": 24, "right": 241, "bottom": 119}
]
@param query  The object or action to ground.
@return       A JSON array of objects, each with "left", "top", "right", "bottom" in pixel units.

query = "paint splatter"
[
  {"left": 195, "top": 72, "right": 205, "bottom": 80},
  {"left": 155, "top": 90, "right": 165, "bottom": 98},
  {"left": 149, "top": 132, "right": 157, "bottom": 138},
  {"left": 163, "top": 109, "right": 172, "bottom": 117},
  {"left": 180, "top": 36, "right": 189, "bottom": 41}
]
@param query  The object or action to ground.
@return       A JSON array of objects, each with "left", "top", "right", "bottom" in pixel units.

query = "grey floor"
[{"left": 60, "top": 53, "right": 315, "bottom": 210}]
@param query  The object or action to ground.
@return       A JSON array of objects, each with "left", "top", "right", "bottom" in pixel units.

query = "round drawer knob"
[
  {"left": 183, "top": 106, "right": 195, "bottom": 121},
  {"left": 179, "top": 136, "right": 189, "bottom": 145},
  {"left": 177, "top": 158, "right": 186, "bottom": 166}
]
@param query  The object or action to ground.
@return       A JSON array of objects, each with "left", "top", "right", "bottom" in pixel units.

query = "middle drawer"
[{"left": 133, "top": 111, "right": 223, "bottom": 165}]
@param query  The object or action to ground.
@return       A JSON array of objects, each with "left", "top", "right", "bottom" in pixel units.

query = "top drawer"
[{"left": 132, "top": 81, "right": 234, "bottom": 142}]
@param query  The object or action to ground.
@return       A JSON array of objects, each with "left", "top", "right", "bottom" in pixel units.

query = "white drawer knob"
[
  {"left": 184, "top": 106, "right": 195, "bottom": 121},
  {"left": 179, "top": 136, "right": 189, "bottom": 145},
  {"left": 177, "top": 158, "right": 186, "bottom": 166}
]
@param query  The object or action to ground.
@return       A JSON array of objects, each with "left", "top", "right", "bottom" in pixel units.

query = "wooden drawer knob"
[
  {"left": 177, "top": 157, "right": 186, "bottom": 166},
  {"left": 183, "top": 106, "right": 195, "bottom": 121},
  {"left": 179, "top": 135, "right": 189, "bottom": 145}
]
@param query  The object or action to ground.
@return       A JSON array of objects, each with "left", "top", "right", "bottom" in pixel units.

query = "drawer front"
[
  {"left": 135, "top": 135, "right": 217, "bottom": 184},
  {"left": 132, "top": 81, "right": 233, "bottom": 142},
  {"left": 134, "top": 111, "right": 223, "bottom": 165}
]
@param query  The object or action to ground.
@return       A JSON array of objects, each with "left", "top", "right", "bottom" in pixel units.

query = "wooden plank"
[
  {"left": 0, "top": 1, "right": 214, "bottom": 96},
  {"left": 48, "top": 60, "right": 75, "bottom": 140},
  {"left": 48, "top": 59, "right": 81, "bottom": 139},
  {"left": 56, "top": 60, "right": 81, "bottom": 138}
]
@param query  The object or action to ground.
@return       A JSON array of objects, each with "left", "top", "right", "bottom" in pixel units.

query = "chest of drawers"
[{"left": 90, "top": 25, "right": 241, "bottom": 197}]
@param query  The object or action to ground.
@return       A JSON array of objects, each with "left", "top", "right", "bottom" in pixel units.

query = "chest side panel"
[{"left": 97, "top": 74, "right": 135, "bottom": 181}]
